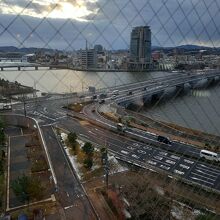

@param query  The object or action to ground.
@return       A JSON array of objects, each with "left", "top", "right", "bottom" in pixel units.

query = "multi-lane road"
[{"left": 10, "top": 71, "right": 220, "bottom": 195}]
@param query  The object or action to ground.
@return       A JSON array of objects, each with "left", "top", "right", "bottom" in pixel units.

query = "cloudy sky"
[{"left": 0, "top": 0, "right": 220, "bottom": 50}]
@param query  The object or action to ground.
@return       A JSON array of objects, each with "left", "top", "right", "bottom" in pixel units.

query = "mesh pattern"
[{"left": 1, "top": 0, "right": 220, "bottom": 219}]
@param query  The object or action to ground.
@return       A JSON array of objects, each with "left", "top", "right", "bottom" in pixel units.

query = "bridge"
[
  {"left": 114, "top": 70, "right": 220, "bottom": 108},
  {"left": 0, "top": 63, "right": 70, "bottom": 71}
]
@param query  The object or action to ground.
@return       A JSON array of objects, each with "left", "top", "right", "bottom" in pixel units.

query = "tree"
[
  {"left": 11, "top": 175, "right": 44, "bottom": 203},
  {"left": 0, "top": 160, "right": 4, "bottom": 175},
  {"left": 82, "top": 142, "right": 94, "bottom": 156},
  {"left": 67, "top": 132, "right": 78, "bottom": 151},
  {"left": 67, "top": 132, "right": 77, "bottom": 144},
  {"left": 83, "top": 158, "right": 93, "bottom": 169}
]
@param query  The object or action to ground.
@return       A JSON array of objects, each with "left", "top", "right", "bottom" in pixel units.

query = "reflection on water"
[
  {"left": 0, "top": 67, "right": 172, "bottom": 93},
  {"left": 142, "top": 85, "right": 220, "bottom": 135}
]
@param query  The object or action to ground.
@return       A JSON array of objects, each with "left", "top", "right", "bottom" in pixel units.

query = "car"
[
  {"left": 157, "top": 135, "right": 172, "bottom": 145},
  {"left": 128, "top": 91, "right": 133, "bottom": 95},
  {"left": 111, "top": 94, "right": 117, "bottom": 100},
  {"left": 99, "top": 99, "right": 105, "bottom": 104}
]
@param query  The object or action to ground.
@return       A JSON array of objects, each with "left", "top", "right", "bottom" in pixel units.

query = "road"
[
  {"left": 8, "top": 70, "right": 220, "bottom": 204},
  {"left": 41, "top": 125, "right": 96, "bottom": 220},
  {"left": 56, "top": 117, "right": 220, "bottom": 192}
]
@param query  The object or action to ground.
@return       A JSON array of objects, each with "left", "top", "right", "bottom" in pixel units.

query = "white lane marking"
[
  {"left": 190, "top": 172, "right": 216, "bottom": 182},
  {"left": 137, "top": 150, "right": 146, "bottom": 154},
  {"left": 131, "top": 154, "right": 139, "bottom": 159},
  {"left": 195, "top": 169, "right": 218, "bottom": 178},
  {"left": 159, "top": 151, "right": 168, "bottom": 156},
  {"left": 154, "top": 156, "right": 163, "bottom": 161},
  {"left": 152, "top": 158, "right": 171, "bottom": 166},
  {"left": 179, "top": 164, "right": 190, "bottom": 169},
  {"left": 88, "top": 130, "right": 96, "bottom": 135},
  {"left": 197, "top": 164, "right": 220, "bottom": 174},
  {"left": 121, "top": 150, "right": 129, "bottom": 155},
  {"left": 64, "top": 205, "right": 74, "bottom": 210},
  {"left": 190, "top": 177, "right": 214, "bottom": 186},
  {"left": 165, "top": 159, "right": 176, "bottom": 165},
  {"left": 174, "top": 169, "right": 185, "bottom": 175},
  {"left": 147, "top": 160, "right": 157, "bottom": 165},
  {"left": 160, "top": 164, "right": 170, "bottom": 170},
  {"left": 170, "top": 155, "right": 181, "bottom": 160},
  {"left": 184, "top": 159, "right": 194, "bottom": 164}
]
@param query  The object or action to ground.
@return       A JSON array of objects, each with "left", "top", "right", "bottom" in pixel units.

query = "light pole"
[{"left": 23, "top": 94, "right": 27, "bottom": 117}]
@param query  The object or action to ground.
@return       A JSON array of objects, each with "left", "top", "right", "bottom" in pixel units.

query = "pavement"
[{"left": 41, "top": 125, "right": 97, "bottom": 220}]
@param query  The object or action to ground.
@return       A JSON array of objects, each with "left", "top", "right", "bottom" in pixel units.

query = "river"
[{"left": 0, "top": 67, "right": 220, "bottom": 135}]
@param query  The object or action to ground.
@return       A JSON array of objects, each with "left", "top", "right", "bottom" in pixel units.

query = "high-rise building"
[
  {"left": 129, "top": 26, "right": 151, "bottom": 70},
  {"left": 79, "top": 49, "right": 97, "bottom": 69}
]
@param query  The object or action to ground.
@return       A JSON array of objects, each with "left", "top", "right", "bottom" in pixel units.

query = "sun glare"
[{"left": 0, "top": 0, "right": 98, "bottom": 21}]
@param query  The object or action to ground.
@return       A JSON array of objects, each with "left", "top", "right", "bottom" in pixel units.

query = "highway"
[{"left": 9, "top": 70, "right": 220, "bottom": 195}]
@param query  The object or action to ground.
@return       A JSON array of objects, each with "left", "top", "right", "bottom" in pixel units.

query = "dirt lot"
[
  {"left": 84, "top": 170, "right": 220, "bottom": 220},
  {"left": 5, "top": 126, "right": 53, "bottom": 209}
]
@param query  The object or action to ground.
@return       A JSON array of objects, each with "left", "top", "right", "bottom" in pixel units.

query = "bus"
[
  {"left": 117, "top": 123, "right": 126, "bottom": 132},
  {"left": 200, "top": 150, "right": 219, "bottom": 162}
]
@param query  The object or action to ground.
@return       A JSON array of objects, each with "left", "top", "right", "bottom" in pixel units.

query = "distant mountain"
[
  {"left": 152, "top": 44, "right": 219, "bottom": 51},
  {"left": 176, "top": 44, "right": 212, "bottom": 50},
  {"left": 0, "top": 46, "right": 60, "bottom": 54}
]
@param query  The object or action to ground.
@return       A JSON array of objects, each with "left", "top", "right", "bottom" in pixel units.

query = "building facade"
[
  {"left": 129, "top": 26, "right": 151, "bottom": 70},
  {"left": 79, "top": 49, "right": 97, "bottom": 69}
]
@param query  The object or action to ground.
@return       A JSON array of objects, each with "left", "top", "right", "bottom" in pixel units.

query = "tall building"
[
  {"left": 129, "top": 26, "right": 151, "bottom": 70},
  {"left": 79, "top": 49, "right": 97, "bottom": 69}
]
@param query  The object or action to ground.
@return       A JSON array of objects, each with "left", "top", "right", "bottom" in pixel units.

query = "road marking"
[
  {"left": 170, "top": 155, "right": 180, "bottom": 160},
  {"left": 174, "top": 169, "right": 185, "bottom": 175},
  {"left": 165, "top": 159, "right": 176, "bottom": 165},
  {"left": 64, "top": 205, "right": 74, "bottom": 210},
  {"left": 179, "top": 164, "right": 190, "bottom": 169},
  {"left": 195, "top": 168, "right": 219, "bottom": 178},
  {"left": 184, "top": 159, "right": 194, "bottom": 164},
  {"left": 121, "top": 150, "right": 129, "bottom": 155},
  {"left": 190, "top": 177, "right": 214, "bottom": 186},
  {"left": 190, "top": 172, "right": 216, "bottom": 182},
  {"left": 159, "top": 164, "right": 170, "bottom": 170},
  {"left": 197, "top": 164, "right": 220, "bottom": 174}
]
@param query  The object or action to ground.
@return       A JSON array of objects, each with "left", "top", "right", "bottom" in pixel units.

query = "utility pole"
[
  {"left": 103, "top": 145, "right": 109, "bottom": 190},
  {"left": 23, "top": 94, "right": 26, "bottom": 117}
]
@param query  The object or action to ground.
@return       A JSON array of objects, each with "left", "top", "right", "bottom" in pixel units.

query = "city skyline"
[{"left": 0, "top": 0, "right": 220, "bottom": 50}]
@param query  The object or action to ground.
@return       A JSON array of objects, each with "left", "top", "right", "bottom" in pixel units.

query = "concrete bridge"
[{"left": 115, "top": 71, "right": 220, "bottom": 108}]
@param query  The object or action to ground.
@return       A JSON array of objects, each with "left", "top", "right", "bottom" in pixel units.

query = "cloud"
[
  {"left": 0, "top": 0, "right": 99, "bottom": 21},
  {"left": 0, "top": 0, "right": 220, "bottom": 49}
]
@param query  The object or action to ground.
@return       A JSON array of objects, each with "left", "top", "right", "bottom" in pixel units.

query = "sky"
[{"left": 0, "top": 0, "right": 220, "bottom": 50}]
